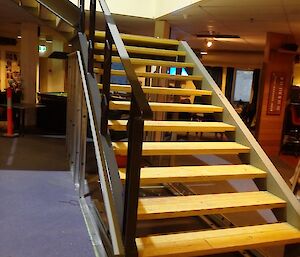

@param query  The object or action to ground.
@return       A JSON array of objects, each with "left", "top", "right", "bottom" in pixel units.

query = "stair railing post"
[
  {"left": 79, "top": 0, "right": 85, "bottom": 33},
  {"left": 123, "top": 96, "right": 144, "bottom": 257},
  {"left": 88, "top": 0, "right": 96, "bottom": 75},
  {"left": 101, "top": 25, "right": 112, "bottom": 135}
]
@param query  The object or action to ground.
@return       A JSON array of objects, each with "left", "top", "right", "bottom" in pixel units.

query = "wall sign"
[{"left": 267, "top": 72, "right": 285, "bottom": 115}]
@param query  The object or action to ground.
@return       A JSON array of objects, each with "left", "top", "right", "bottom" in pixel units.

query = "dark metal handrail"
[
  {"left": 97, "top": 1, "right": 153, "bottom": 256},
  {"left": 79, "top": 0, "right": 85, "bottom": 33},
  {"left": 80, "top": 0, "right": 153, "bottom": 256},
  {"left": 98, "top": 0, "right": 153, "bottom": 120}
]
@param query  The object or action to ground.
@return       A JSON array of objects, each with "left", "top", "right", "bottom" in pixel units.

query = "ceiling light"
[
  {"left": 207, "top": 41, "right": 213, "bottom": 48},
  {"left": 201, "top": 51, "right": 208, "bottom": 55},
  {"left": 17, "top": 35, "right": 22, "bottom": 39},
  {"left": 68, "top": 43, "right": 72, "bottom": 47},
  {"left": 46, "top": 39, "right": 53, "bottom": 43}
]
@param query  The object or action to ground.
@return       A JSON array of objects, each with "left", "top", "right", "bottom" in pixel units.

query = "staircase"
[
  {"left": 92, "top": 31, "right": 300, "bottom": 257},
  {"left": 67, "top": 1, "right": 300, "bottom": 257}
]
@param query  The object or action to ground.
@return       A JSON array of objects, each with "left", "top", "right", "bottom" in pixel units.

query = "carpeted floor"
[{"left": 0, "top": 135, "right": 95, "bottom": 257}]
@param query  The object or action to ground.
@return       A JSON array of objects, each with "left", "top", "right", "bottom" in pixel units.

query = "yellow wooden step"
[
  {"left": 138, "top": 191, "right": 286, "bottom": 220},
  {"left": 94, "top": 68, "right": 202, "bottom": 81},
  {"left": 109, "top": 120, "right": 234, "bottom": 132},
  {"left": 95, "top": 31, "right": 180, "bottom": 46},
  {"left": 94, "top": 43, "right": 186, "bottom": 57},
  {"left": 94, "top": 55, "right": 194, "bottom": 68},
  {"left": 118, "top": 165, "right": 267, "bottom": 185},
  {"left": 136, "top": 222, "right": 300, "bottom": 257},
  {"left": 99, "top": 84, "right": 211, "bottom": 96},
  {"left": 110, "top": 101, "right": 223, "bottom": 113},
  {"left": 112, "top": 142, "right": 250, "bottom": 156}
]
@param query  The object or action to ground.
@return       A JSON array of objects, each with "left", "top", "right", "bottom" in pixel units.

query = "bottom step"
[{"left": 136, "top": 223, "right": 300, "bottom": 257}]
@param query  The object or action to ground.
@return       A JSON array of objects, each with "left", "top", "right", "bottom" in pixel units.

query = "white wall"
[
  {"left": 69, "top": 0, "right": 201, "bottom": 19},
  {"left": 155, "top": 0, "right": 201, "bottom": 18}
]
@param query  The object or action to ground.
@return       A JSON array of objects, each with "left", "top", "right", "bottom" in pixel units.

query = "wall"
[
  {"left": 293, "top": 63, "right": 300, "bottom": 86},
  {"left": 0, "top": 44, "right": 20, "bottom": 91},
  {"left": 155, "top": 0, "right": 201, "bottom": 18},
  {"left": 256, "top": 32, "right": 295, "bottom": 156},
  {"left": 202, "top": 51, "right": 263, "bottom": 69},
  {"left": 70, "top": 0, "right": 201, "bottom": 19},
  {"left": 38, "top": 40, "right": 66, "bottom": 93}
]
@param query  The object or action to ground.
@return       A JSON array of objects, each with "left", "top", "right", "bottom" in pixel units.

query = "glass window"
[{"left": 233, "top": 70, "right": 254, "bottom": 102}]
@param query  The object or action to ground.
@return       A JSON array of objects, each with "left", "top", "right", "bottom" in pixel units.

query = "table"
[{"left": 0, "top": 103, "right": 45, "bottom": 135}]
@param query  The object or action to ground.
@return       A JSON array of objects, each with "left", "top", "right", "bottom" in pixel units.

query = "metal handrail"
[
  {"left": 179, "top": 41, "right": 300, "bottom": 229},
  {"left": 98, "top": 0, "right": 153, "bottom": 120},
  {"left": 77, "top": 41, "right": 124, "bottom": 255},
  {"left": 76, "top": 0, "right": 153, "bottom": 256},
  {"left": 96, "top": 1, "right": 153, "bottom": 256}
]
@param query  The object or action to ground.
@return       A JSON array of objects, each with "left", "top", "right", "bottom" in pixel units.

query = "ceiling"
[
  {"left": 0, "top": 0, "right": 71, "bottom": 42},
  {"left": 82, "top": 0, "right": 300, "bottom": 53},
  {"left": 161, "top": 0, "right": 300, "bottom": 52},
  {"left": 1, "top": 0, "right": 300, "bottom": 54}
]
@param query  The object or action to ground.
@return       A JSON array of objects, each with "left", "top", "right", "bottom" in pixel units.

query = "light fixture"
[
  {"left": 200, "top": 51, "right": 208, "bottom": 55},
  {"left": 68, "top": 43, "right": 72, "bottom": 47},
  {"left": 17, "top": 35, "right": 22, "bottom": 39},
  {"left": 39, "top": 45, "right": 47, "bottom": 53},
  {"left": 46, "top": 39, "right": 53, "bottom": 43},
  {"left": 206, "top": 40, "right": 213, "bottom": 48}
]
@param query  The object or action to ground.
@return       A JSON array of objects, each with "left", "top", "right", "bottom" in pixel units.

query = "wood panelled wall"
[{"left": 256, "top": 32, "right": 296, "bottom": 156}]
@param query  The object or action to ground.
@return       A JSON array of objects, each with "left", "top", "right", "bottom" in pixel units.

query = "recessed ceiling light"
[
  {"left": 207, "top": 41, "right": 213, "bottom": 48},
  {"left": 201, "top": 51, "right": 208, "bottom": 55},
  {"left": 17, "top": 35, "right": 22, "bottom": 39},
  {"left": 46, "top": 39, "right": 53, "bottom": 43},
  {"left": 68, "top": 43, "right": 72, "bottom": 47}
]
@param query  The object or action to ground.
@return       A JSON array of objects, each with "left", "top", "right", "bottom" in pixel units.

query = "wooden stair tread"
[
  {"left": 112, "top": 142, "right": 250, "bottom": 156},
  {"left": 110, "top": 101, "right": 223, "bottom": 113},
  {"left": 94, "top": 43, "right": 186, "bottom": 57},
  {"left": 99, "top": 84, "right": 211, "bottom": 96},
  {"left": 109, "top": 120, "right": 234, "bottom": 132},
  {"left": 137, "top": 191, "right": 286, "bottom": 220},
  {"left": 118, "top": 165, "right": 267, "bottom": 185},
  {"left": 94, "top": 68, "right": 202, "bottom": 81},
  {"left": 136, "top": 223, "right": 300, "bottom": 257},
  {"left": 94, "top": 55, "right": 194, "bottom": 68},
  {"left": 95, "top": 31, "right": 180, "bottom": 46}
]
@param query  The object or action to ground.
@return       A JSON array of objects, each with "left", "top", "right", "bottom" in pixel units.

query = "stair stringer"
[{"left": 179, "top": 41, "right": 300, "bottom": 229}]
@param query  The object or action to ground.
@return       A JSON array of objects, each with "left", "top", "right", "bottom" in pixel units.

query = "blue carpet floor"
[{"left": 0, "top": 170, "right": 95, "bottom": 257}]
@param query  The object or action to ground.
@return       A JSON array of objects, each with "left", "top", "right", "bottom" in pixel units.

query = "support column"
[
  {"left": 256, "top": 32, "right": 296, "bottom": 156},
  {"left": 20, "top": 23, "right": 39, "bottom": 126},
  {"left": 0, "top": 50, "right": 6, "bottom": 91},
  {"left": 48, "top": 40, "right": 65, "bottom": 92}
]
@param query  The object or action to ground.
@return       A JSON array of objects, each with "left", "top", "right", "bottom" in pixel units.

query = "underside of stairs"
[{"left": 67, "top": 1, "right": 300, "bottom": 257}]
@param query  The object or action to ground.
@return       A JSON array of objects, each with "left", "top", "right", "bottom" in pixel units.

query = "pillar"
[
  {"left": 47, "top": 40, "right": 65, "bottom": 92},
  {"left": 256, "top": 32, "right": 296, "bottom": 156},
  {"left": 0, "top": 49, "right": 6, "bottom": 91},
  {"left": 20, "top": 23, "right": 39, "bottom": 126}
]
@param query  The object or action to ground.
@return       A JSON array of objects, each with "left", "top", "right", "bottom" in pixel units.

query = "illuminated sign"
[{"left": 39, "top": 45, "right": 47, "bottom": 53}]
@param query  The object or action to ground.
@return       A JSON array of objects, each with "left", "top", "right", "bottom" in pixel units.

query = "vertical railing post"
[
  {"left": 123, "top": 96, "right": 144, "bottom": 257},
  {"left": 88, "top": 0, "right": 96, "bottom": 75},
  {"left": 101, "top": 25, "right": 112, "bottom": 135},
  {"left": 79, "top": 0, "right": 85, "bottom": 33}
]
